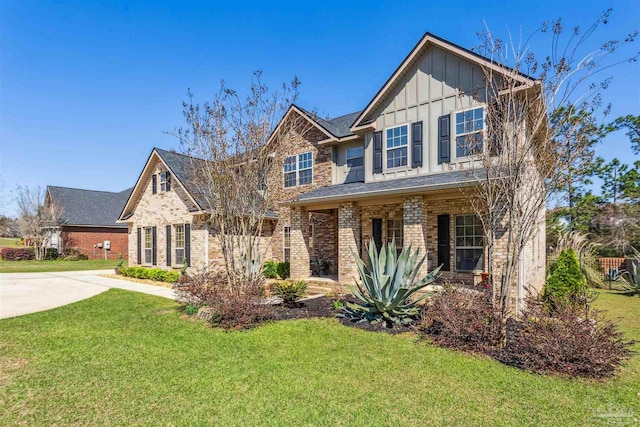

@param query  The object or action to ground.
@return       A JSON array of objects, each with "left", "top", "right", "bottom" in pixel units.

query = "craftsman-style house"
[{"left": 119, "top": 32, "right": 546, "bottom": 311}]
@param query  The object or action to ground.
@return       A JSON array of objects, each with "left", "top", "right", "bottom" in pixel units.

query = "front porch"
[{"left": 288, "top": 191, "right": 487, "bottom": 289}]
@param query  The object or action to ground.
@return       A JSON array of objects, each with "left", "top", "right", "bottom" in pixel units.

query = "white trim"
[
  {"left": 383, "top": 123, "right": 411, "bottom": 172},
  {"left": 451, "top": 106, "right": 485, "bottom": 161},
  {"left": 453, "top": 214, "right": 484, "bottom": 273}
]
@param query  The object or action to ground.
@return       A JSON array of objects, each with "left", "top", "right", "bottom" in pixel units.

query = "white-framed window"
[
  {"left": 160, "top": 172, "right": 167, "bottom": 192},
  {"left": 283, "top": 152, "right": 313, "bottom": 187},
  {"left": 386, "top": 218, "right": 403, "bottom": 252},
  {"left": 346, "top": 146, "right": 364, "bottom": 168},
  {"left": 144, "top": 227, "right": 153, "bottom": 264},
  {"left": 298, "top": 152, "right": 313, "bottom": 185},
  {"left": 283, "top": 226, "right": 291, "bottom": 262},
  {"left": 455, "top": 214, "right": 484, "bottom": 271},
  {"left": 386, "top": 124, "right": 408, "bottom": 169},
  {"left": 455, "top": 107, "right": 484, "bottom": 157},
  {"left": 174, "top": 224, "right": 185, "bottom": 265}
]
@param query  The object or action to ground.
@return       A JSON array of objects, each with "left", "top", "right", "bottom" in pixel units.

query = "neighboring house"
[
  {"left": 46, "top": 186, "right": 132, "bottom": 259},
  {"left": 120, "top": 32, "right": 546, "bottom": 311}
]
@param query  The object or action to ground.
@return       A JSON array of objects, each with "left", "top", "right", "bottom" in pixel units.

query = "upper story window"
[
  {"left": 283, "top": 152, "right": 313, "bottom": 187},
  {"left": 455, "top": 214, "right": 484, "bottom": 271},
  {"left": 346, "top": 146, "right": 364, "bottom": 168},
  {"left": 455, "top": 108, "right": 484, "bottom": 157},
  {"left": 160, "top": 172, "right": 167, "bottom": 192},
  {"left": 386, "top": 125, "right": 408, "bottom": 169}
]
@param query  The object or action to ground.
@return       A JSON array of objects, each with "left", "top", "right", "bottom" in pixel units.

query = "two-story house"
[{"left": 119, "top": 32, "right": 546, "bottom": 311}]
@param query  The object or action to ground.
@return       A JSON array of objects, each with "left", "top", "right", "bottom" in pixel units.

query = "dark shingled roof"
[
  {"left": 297, "top": 170, "right": 477, "bottom": 203},
  {"left": 297, "top": 106, "right": 361, "bottom": 139},
  {"left": 153, "top": 148, "right": 278, "bottom": 219},
  {"left": 47, "top": 186, "right": 133, "bottom": 227}
]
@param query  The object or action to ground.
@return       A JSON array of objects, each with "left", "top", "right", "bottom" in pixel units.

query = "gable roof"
[
  {"left": 351, "top": 32, "right": 537, "bottom": 131},
  {"left": 296, "top": 106, "right": 361, "bottom": 139},
  {"left": 47, "top": 186, "right": 132, "bottom": 228},
  {"left": 118, "top": 148, "right": 204, "bottom": 221}
]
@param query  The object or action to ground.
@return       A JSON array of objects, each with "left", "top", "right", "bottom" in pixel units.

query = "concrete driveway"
[{"left": 0, "top": 270, "right": 176, "bottom": 319}]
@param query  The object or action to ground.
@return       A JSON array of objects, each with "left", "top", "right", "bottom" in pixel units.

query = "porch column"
[
  {"left": 403, "top": 195, "right": 429, "bottom": 277},
  {"left": 290, "top": 206, "right": 310, "bottom": 280},
  {"left": 338, "top": 202, "right": 361, "bottom": 285}
]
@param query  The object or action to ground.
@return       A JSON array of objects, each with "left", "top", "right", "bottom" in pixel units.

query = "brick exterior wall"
[
  {"left": 126, "top": 159, "right": 207, "bottom": 272},
  {"left": 61, "top": 226, "right": 128, "bottom": 260},
  {"left": 337, "top": 202, "right": 361, "bottom": 285}
]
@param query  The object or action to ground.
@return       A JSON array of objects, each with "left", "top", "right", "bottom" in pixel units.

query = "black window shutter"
[
  {"left": 152, "top": 175, "right": 157, "bottom": 194},
  {"left": 437, "top": 214, "right": 451, "bottom": 271},
  {"left": 166, "top": 225, "right": 172, "bottom": 266},
  {"left": 152, "top": 226, "right": 157, "bottom": 265},
  {"left": 136, "top": 227, "right": 141, "bottom": 265},
  {"left": 411, "top": 121, "right": 423, "bottom": 168},
  {"left": 185, "top": 223, "right": 191, "bottom": 267},
  {"left": 165, "top": 171, "right": 171, "bottom": 191},
  {"left": 438, "top": 115, "right": 451, "bottom": 164},
  {"left": 373, "top": 131, "right": 383, "bottom": 173},
  {"left": 372, "top": 219, "right": 383, "bottom": 252}
]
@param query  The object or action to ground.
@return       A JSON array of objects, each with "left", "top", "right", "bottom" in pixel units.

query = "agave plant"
[
  {"left": 340, "top": 239, "right": 442, "bottom": 325},
  {"left": 622, "top": 249, "right": 640, "bottom": 295}
]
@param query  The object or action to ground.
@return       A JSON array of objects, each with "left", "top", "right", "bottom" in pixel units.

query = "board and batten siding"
[{"left": 363, "top": 45, "right": 487, "bottom": 182}]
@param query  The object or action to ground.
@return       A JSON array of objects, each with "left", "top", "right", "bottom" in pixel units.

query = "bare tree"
[
  {"left": 16, "top": 186, "right": 64, "bottom": 260},
  {"left": 175, "top": 72, "right": 314, "bottom": 290},
  {"left": 462, "top": 11, "right": 638, "bottom": 316}
]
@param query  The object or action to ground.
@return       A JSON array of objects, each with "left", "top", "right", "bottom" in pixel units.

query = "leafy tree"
[
  {"left": 544, "top": 248, "right": 588, "bottom": 305},
  {"left": 606, "top": 114, "right": 640, "bottom": 154}
]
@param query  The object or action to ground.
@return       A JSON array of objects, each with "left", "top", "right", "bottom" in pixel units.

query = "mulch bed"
[{"left": 268, "top": 296, "right": 416, "bottom": 334}]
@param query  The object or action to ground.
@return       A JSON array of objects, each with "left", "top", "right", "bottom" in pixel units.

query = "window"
[
  {"left": 386, "top": 218, "right": 403, "bottom": 252},
  {"left": 283, "top": 156, "right": 297, "bottom": 188},
  {"left": 298, "top": 152, "right": 313, "bottom": 185},
  {"left": 386, "top": 125, "right": 408, "bottom": 168},
  {"left": 160, "top": 172, "right": 167, "bottom": 192},
  {"left": 455, "top": 107, "right": 484, "bottom": 157},
  {"left": 144, "top": 227, "right": 152, "bottom": 264},
  {"left": 309, "top": 223, "right": 314, "bottom": 257},
  {"left": 346, "top": 146, "right": 364, "bottom": 168},
  {"left": 174, "top": 224, "right": 185, "bottom": 265},
  {"left": 283, "top": 152, "right": 313, "bottom": 187},
  {"left": 283, "top": 226, "right": 291, "bottom": 262},
  {"left": 455, "top": 215, "right": 484, "bottom": 271}
]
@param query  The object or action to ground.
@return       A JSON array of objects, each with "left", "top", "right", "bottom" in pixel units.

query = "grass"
[
  {"left": 0, "top": 258, "right": 126, "bottom": 273},
  {"left": 0, "top": 290, "right": 638, "bottom": 426},
  {"left": 0, "top": 237, "right": 20, "bottom": 248}
]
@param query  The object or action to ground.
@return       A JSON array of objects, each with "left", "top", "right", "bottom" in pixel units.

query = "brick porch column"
[
  {"left": 338, "top": 202, "right": 361, "bottom": 285},
  {"left": 403, "top": 195, "right": 429, "bottom": 277},
  {"left": 290, "top": 206, "right": 310, "bottom": 280}
]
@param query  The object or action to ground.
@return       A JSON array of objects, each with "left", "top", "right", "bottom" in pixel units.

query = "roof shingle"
[{"left": 47, "top": 186, "right": 133, "bottom": 227}]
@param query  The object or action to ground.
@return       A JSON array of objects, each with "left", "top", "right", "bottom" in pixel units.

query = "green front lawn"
[
  {"left": 0, "top": 237, "right": 20, "bottom": 248},
  {"left": 0, "top": 290, "right": 638, "bottom": 426},
  {"left": 0, "top": 258, "right": 125, "bottom": 273}
]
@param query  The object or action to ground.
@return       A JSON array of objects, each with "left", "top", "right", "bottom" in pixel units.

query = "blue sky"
[{"left": 1, "top": 0, "right": 638, "bottom": 215}]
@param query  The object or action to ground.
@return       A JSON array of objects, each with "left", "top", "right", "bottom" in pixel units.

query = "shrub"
[
  {"left": 116, "top": 253, "right": 124, "bottom": 268},
  {"left": 419, "top": 284, "right": 503, "bottom": 353},
  {"left": 0, "top": 247, "right": 35, "bottom": 261},
  {"left": 622, "top": 249, "right": 639, "bottom": 295},
  {"left": 544, "top": 248, "right": 590, "bottom": 307},
  {"left": 262, "top": 261, "right": 279, "bottom": 279},
  {"left": 497, "top": 297, "right": 635, "bottom": 378},
  {"left": 185, "top": 303, "right": 198, "bottom": 315},
  {"left": 65, "top": 253, "right": 90, "bottom": 261},
  {"left": 43, "top": 248, "right": 58, "bottom": 260},
  {"left": 340, "top": 239, "right": 441, "bottom": 326},
  {"left": 119, "top": 267, "right": 180, "bottom": 283},
  {"left": 272, "top": 280, "right": 307, "bottom": 305},
  {"left": 276, "top": 261, "right": 290, "bottom": 279},
  {"left": 174, "top": 270, "right": 271, "bottom": 329}
]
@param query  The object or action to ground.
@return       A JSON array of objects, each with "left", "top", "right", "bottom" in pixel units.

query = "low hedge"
[
  {"left": 120, "top": 266, "right": 180, "bottom": 283},
  {"left": 62, "top": 254, "right": 89, "bottom": 261},
  {"left": 1, "top": 247, "right": 35, "bottom": 261}
]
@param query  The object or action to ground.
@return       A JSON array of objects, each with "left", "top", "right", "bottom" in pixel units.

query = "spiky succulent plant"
[{"left": 340, "top": 239, "right": 441, "bottom": 325}]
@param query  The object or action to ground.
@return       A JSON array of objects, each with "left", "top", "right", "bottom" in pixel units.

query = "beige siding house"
[{"left": 119, "top": 32, "right": 546, "bottom": 312}]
